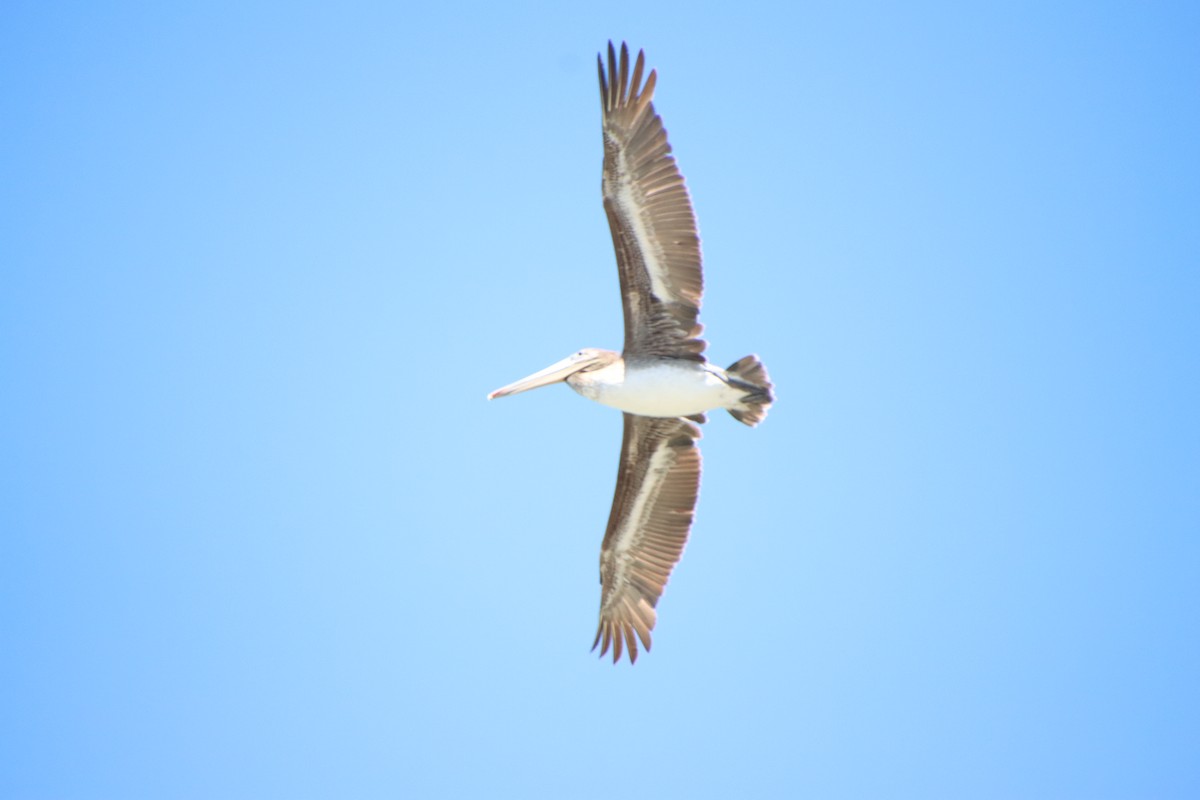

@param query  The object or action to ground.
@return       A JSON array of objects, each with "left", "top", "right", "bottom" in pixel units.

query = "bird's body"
[
  {"left": 488, "top": 43, "right": 773, "bottom": 663},
  {"left": 568, "top": 356, "right": 756, "bottom": 419}
]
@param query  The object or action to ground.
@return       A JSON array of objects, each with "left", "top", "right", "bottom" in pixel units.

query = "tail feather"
[{"left": 726, "top": 355, "right": 774, "bottom": 427}]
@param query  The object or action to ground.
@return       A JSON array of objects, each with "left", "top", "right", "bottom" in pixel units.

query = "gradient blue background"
[{"left": 3, "top": 1, "right": 1198, "bottom": 797}]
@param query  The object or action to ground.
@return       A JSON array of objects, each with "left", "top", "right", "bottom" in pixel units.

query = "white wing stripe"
[
  {"left": 609, "top": 152, "right": 674, "bottom": 303},
  {"left": 609, "top": 439, "right": 675, "bottom": 565}
]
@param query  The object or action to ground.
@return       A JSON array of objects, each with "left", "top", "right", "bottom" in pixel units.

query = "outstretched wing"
[
  {"left": 593, "top": 413, "right": 702, "bottom": 663},
  {"left": 598, "top": 42, "right": 707, "bottom": 361}
]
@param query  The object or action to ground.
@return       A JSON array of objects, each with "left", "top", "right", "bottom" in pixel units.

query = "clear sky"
[{"left": 3, "top": 1, "right": 1198, "bottom": 798}]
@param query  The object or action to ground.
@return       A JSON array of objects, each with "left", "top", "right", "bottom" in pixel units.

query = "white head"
[{"left": 487, "top": 348, "right": 619, "bottom": 399}]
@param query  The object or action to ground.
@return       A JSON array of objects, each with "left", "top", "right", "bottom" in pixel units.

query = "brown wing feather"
[
  {"left": 598, "top": 42, "right": 706, "bottom": 361},
  {"left": 592, "top": 413, "right": 702, "bottom": 664}
]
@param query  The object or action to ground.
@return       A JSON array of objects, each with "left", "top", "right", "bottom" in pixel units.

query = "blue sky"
[{"left": 3, "top": 1, "right": 1198, "bottom": 797}]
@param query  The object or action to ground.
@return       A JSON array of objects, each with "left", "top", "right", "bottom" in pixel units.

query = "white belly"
[{"left": 569, "top": 360, "right": 740, "bottom": 417}]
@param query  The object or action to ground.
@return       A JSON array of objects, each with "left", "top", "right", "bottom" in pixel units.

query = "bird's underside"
[{"left": 487, "top": 42, "right": 774, "bottom": 665}]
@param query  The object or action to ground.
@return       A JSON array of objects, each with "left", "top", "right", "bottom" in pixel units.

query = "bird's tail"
[{"left": 726, "top": 355, "right": 774, "bottom": 427}]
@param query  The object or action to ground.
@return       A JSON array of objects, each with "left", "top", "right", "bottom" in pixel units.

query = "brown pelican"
[{"left": 488, "top": 42, "right": 773, "bottom": 663}]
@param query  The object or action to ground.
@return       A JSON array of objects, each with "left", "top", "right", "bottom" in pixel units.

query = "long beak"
[{"left": 487, "top": 354, "right": 587, "bottom": 400}]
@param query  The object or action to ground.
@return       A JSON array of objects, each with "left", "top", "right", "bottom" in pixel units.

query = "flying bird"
[{"left": 488, "top": 42, "right": 774, "bottom": 663}]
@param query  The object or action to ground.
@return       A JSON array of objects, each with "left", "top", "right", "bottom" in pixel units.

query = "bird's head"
[{"left": 487, "top": 348, "right": 618, "bottom": 399}]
